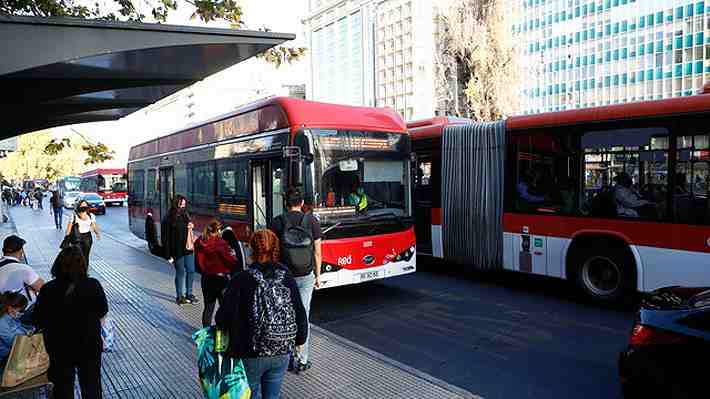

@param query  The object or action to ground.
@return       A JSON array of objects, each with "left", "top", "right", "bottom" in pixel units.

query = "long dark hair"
[
  {"left": 51, "top": 245, "right": 88, "bottom": 284},
  {"left": 0, "top": 291, "right": 28, "bottom": 317},
  {"left": 168, "top": 194, "right": 190, "bottom": 222}
]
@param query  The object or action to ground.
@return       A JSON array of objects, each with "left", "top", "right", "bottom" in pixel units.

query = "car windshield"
[
  {"left": 83, "top": 195, "right": 102, "bottom": 201},
  {"left": 301, "top": 129, "right": 412, "bottom": 226},
  {"left": 65, "top": 192, "right": 80, "bottom": 198}
]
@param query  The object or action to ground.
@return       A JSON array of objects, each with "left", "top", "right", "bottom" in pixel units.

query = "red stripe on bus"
[
  {"left": 431, "top": 208, "right": 442, "bottom": 226},
  {"left": 503, "top": 213, "right": 710, "bottom": 253}
]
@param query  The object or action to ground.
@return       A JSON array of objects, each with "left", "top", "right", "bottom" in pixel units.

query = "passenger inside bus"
[
  {"left": 516, "top": 168, "right": 546, "bottom": 210},
  {"left": 347, "top": 178, "right": 368, "bottom": 213},
  {"left": 613, "top": 172, "right": 654, "bottom": 218}
]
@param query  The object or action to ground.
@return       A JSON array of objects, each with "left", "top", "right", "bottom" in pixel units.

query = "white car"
[{"left": 63, "top": 191, "right": 81, "bottom": 209}]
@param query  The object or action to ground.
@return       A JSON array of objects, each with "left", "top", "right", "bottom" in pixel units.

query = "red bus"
[
  {"left": 410, "top": 96, "right": 710, "bottom": 305},
  {"left": 80, "top": 168, "right": 128, "bottom": 206},
  {"left": 127, "top": 97, "right": 416, "bottom": 288}
]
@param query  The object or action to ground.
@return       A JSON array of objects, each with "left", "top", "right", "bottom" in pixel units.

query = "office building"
[{"left": 517, "top": 0, "right": 710, "bottom": 114}]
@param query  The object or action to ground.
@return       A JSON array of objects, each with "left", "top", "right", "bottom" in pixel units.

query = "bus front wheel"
[{"left": 571, "top": 243, "right": 635, "bottom": 306}]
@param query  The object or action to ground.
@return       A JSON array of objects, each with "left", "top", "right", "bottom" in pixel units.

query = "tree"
[
  {"left": 44, "top": 128, "right": 116, "bottom": 165},
  {"left": 0, "top": 131, "right": 88, "bottom": 182},
  {"left": 438, "top": 0, "right": 521, "bottom": 121},
  {"left": 0, "top": 0, "right": 306, "bottom": 67}
]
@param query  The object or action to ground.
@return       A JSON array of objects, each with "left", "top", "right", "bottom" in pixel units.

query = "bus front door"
[
  {"left": 250, "top": 159, "right": 285, "bottom": 232},
  {"left": 415, "top": 156, "right": 433, "bottom": 255},
  {"left": 159, "top": 167, "right": 174, "bottom": 221}
]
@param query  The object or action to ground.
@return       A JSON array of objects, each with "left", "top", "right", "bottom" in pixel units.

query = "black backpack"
[
  {"left": 279, "top": 213, "right": 314, "bottom": 277},
  {"left": 249, "top": 268, "right": 298, "bottom": 356}
]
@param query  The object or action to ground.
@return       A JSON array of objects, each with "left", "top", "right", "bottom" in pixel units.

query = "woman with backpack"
[
  {"left": 66, "top": 200, "right": 101, "bottom": 263},
  {"left": 194, "top": 220, "right": 237, "bottom": 327},
  {"left": 162, "top": 195, "right": 198, "bottom": 305},
  {"left": 216, "top": 229, "right": 307, "bottom": 399}
]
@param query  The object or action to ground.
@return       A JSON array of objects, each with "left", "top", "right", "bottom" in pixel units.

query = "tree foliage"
[
  {"left": 0, "top": 131, "right": 88, "bottom": 181},
  {"left": 439, "top": 0, "right": 521, "bottom": 121},
  {"left": 0, "top": 0, "right": 306, "bottom": 67}
]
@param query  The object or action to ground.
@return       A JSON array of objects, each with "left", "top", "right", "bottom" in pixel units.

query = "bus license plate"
[{"left": 359, "top": 270, "right": 379, "bottom": 282}]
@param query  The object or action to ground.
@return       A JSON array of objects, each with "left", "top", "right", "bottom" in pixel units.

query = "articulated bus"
[
  {"left": 56, "top": 176, "right": 81, "bottom": 197},
  {"left": 80, "top": 168, "right": 128, "bottom": 206},
  {"left": 410, "top": 95, "right": 710, "bottom": 305},
  {"left": 127, "top": 97, "right": 416, "bottom": 289}
]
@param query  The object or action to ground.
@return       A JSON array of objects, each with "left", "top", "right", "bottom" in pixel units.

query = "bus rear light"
[{"left": 629, "top": 324, "right": 689, "bottom": 346}]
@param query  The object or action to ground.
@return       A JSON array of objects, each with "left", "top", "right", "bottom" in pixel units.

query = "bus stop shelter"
[{"left": 0, "top": 15, "right": 295, "bottom": 141}]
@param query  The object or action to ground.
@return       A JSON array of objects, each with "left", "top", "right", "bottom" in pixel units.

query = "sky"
[{"left": 53, "top": 0, "right": 309, "bottom": 169}]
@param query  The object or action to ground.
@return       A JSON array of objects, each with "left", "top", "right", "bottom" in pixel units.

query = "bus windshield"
[
  {"left": 304, "top": 129, "right": 412, "bottom": 225},
  {"left": 61, "top": 177, "right": 81, "bottom": 192}
]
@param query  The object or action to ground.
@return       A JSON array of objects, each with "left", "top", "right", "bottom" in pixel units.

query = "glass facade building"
[{"left": 518, "top": 0, "right": 710, "bottom": 114}]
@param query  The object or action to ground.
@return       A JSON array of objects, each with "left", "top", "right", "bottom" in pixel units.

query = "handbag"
[
  {"left": 0, "top": 330, "right": 50, "bottom": 387},
  {"left": 60, "top": 216, "right": 80, "bottom": 249},
  {"left": 101, "top": 317, "right": 116, "bottom": 352},
  {"left": 192, "top": 326, "right": 250, "bottom": 399}
]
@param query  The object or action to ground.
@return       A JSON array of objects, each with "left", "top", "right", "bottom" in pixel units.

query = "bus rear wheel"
[{"left": 572, "top": 244, "right": 635, "bottom": 306}]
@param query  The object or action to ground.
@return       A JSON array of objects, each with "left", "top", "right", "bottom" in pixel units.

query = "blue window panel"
[
  {"left": 535, "top": 42, "right": 540, "bottom": 51},
  {"left": 656, "top": 11, "right": 663, "bottom": 24},
  {"left": 696, "top": 32, "right": 704, "bottom": 45},
  {"left": 674, "top": 64, "right": 682, "bottom": 76},
  {"left": 590, "top": 2, "right": 595, "bottom": 12},
  {"left": 639, "top": 45, "right": 645, "bottom": 55},
  {"left": 613, "top": 0, "right": 619, "bottom": 6},
  {"left": 605, "top": 51, "right": 611, "bottom": 62},
  {"left": 685, "top": 35, "right": 693, "bottom": 48},
  {"left": 590, "top": 78, "right": 596, "bottom": 87},
  {"left": 583, "top": 80, "right": 588, "bottom": 90},
  {"left": 604, "top": 76, "right": 611, "bottom": 87},
  {"left": 622, "top": 73, "right": 628, "bottom": 84},
  {"left": 561, "top": 35, "right": 566, "bottom": 44},
  {"left": 555, "top": 61, "right": 560, "bottom": 71},
  {"left": 613, "top": 22, "right": 619, "bottom": 34},
  {"left": 646, "top": 69, "right": 653, "bottom": 81},
  {"left": 621, "top": 48, "right": 628, "bottom": 59},
  {"left": 687, "top": 4, "right": 694, "bottom": 17},
  {"left": 590, "top": 56, "right": 596, "bottom": 65},
  {"left": 535, "top": 19, "right": 540, "bottom": 28},
  {"left": 630, "top": 73, "right": 636, "bottom": 83},
  {"left": 613, "top": 75, "right": 619, "bottom": 86},
  {"left": 605, "top": 0, "right": 611, "bottom": 9},
  {"left": 590, "top": 27, "right": 595, "bottom": 37},
  {"left": 555, "top": 37, "right": 560, "bottom": 47},
  {"left": 613, "top": 49, "right": 619, "bottom": 60},
  {"left": 656, "top": 41, "right": 663, "bottom": 53},
  {"left": 664, "top": 71, "right": 672, "bottom": 78},
  {"left": 561, "top": 10, "right": 567, "bottom": 21},
  {"left": 639, "top": 16, "right": 645, "bottom": 28},
  {"left": 647, "top": 14, "right": 654, "bottom": 25},
  {"left": 677, "top": 6, "right": 684, "bottom": 19},
  {"left": 630, "top": 23, "right": 636, "bottom": 31},
  {"left": 575, "top": 32, "right": 581, "bottom": 43},
  {"left": 598, "top": 56, "right": 603, "bottom": 63},
  {"left": 575, "top": 6, "right": 581, "bottom": 17},
  {"left": 621, "top": 0, "right": 627, "bottom": 4},
  {"left": 630, "top": 50, "right": 636, "bottom": 58},
  {"left": 548, "top": 38, "right": 552, "bottom": 48},
  {"left": 554, "top": 84, "right": 560, "bottom": 94},
  {"left": 582, "top": 4, "right": 588, "bottom": 15},
  {"left": 696, "top": 61, "right": 704, "bottom": 73},
  {"left": 554, "top": 12, "right": 559, "bottom": 22},
  {"left": 655, "top": 68, "right": 662, "bottom": 79},
  {"left": 685, "top": 62, "right": 693, "bottom": 74},
  {"left": 605, "top": 24, "right": 611, "bottom": 35},
  {"left": 575, "top": 81, "right": 580, "bottom": 91},
  {"left": 576, "top": 57, "right": 581, "bottom": 67},
  {"left": 706, "top": 66, "right": 710, "bottom": 73},
  {"left": 561, "top": 83, "right": 567, "bottom": 92},
  {"left": 621, "top": 21, "right": 628, "bottom": 32},
  {"left": 675, "top": 37, "right": 683, "bottom": 48},
  {"left": 582, "top": 55, "right": 588, "bottom": 65},
  {"left": 582, "top": 30, "right": 588, "bottom": 41}
]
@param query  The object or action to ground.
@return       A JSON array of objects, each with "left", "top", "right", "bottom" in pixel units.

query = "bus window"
[
  {"left": 272, "top": 160, "right": 284, "bottom": 219},
  {"left": 217, "top": 160, "right": 237, "bottom": 197},
  {"left": 674, "top": 133, "right": 710, "bottom": 224},
  {"left": 511, "top": 133, "right": 576, "bottom": 214},
  {"left": 128, "top": 169, "right": 145, "bottom": 202},
  {"left": 582, "top": 127, "right": 669, "bottom": 220},
  {"left": 190, "top": 162, "right": 215, "bottom": 208}
]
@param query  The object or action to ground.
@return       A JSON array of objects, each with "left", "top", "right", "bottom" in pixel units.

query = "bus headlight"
[
  {"left": 322, "top": 262, "right": 342, "bottom": 274},
  {"left": 395, "top": 246, "right": 415, "bottom": 262}
]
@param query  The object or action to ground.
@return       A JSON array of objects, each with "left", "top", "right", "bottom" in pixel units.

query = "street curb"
[{"left": 311, "top": 324, "right": 484, "bottom": 399}]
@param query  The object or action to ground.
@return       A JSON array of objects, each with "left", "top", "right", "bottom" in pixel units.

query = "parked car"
[
  {"left": 62, "top": 191, "right": 81, "bottom": 209},
  {"left": 619, "top": 286, "right": 710, "bottom": 398},
  {"left": 77, "top": 193, "right": 106, "bottom": 215}
]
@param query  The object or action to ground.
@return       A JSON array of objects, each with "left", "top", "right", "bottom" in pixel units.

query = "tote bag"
[
  {"left": 192, "top": 326, "right": 250, "bottom": 399},
  {"left": 1, "top": 332, "right": 50, "bottom": 387}
]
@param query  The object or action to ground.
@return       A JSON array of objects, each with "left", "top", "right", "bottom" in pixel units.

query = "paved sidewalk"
[{"left": 5, "top": 206, "right": 478, "bottom": 399}]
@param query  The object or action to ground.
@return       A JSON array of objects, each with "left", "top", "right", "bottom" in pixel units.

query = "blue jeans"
[
  {"left": 294, "top": 273, "right": 315, "bottom": 364},
  {"left": 52, "top": 207, "right": 63, "bottom": 228},
  {"left": 174, "top": 253, "right": 195, "bottom": 298},
  {"left": 243, "top": 355, "right": 289, "bottom": 399}
]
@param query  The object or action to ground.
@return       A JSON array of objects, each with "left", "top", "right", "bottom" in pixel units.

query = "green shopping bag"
[{"left": 192, "top": 326, "right": 251, "bottom": 399}]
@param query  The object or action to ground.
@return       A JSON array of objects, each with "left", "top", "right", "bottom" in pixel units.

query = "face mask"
[{"left": 78, "top": 206, "right": 89, "bottom": 213}]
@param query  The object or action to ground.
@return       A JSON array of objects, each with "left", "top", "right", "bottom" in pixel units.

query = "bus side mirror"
[{"left": 283, "top": 146, "right": 303, "bottom": 186}]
